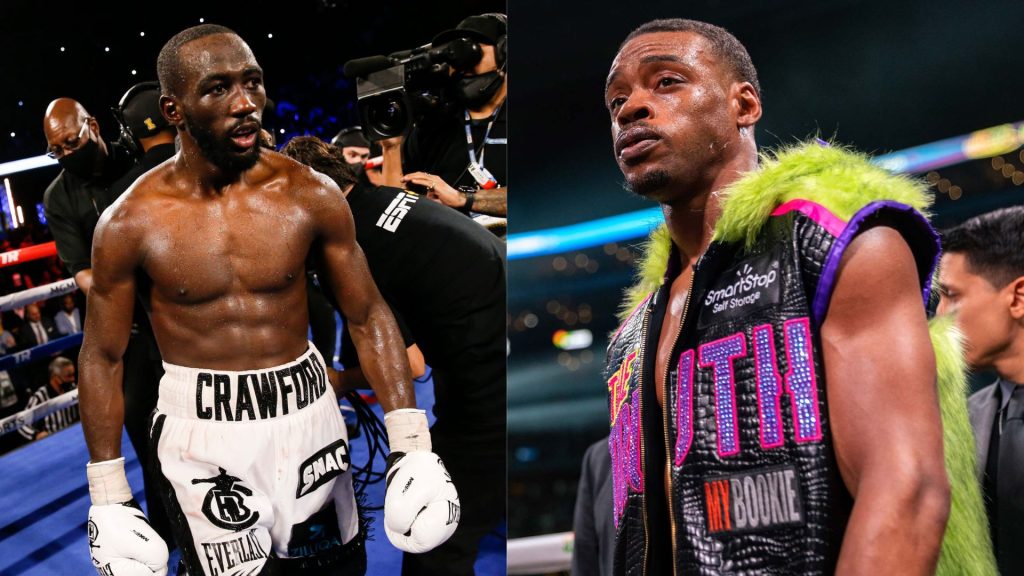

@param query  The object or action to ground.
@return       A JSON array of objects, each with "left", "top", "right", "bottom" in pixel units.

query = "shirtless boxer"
[{"left": 79, "top": 24, "right": 458, "bottom": 575}]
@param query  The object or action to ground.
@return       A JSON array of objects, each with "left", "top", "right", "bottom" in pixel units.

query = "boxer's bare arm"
[
  {"left": 309, "top": 174, "right": 415, "bottom": 413},
  {"left": 79, "top": 201, "right": 144, "bottom": 463},
  {"left": 822, "top": 226, "right": 949, "bottom": 574}
]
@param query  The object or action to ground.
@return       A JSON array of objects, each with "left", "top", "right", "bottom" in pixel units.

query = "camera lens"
[{"left": 368, "top": 95, "right": 409, "bottom": 136}]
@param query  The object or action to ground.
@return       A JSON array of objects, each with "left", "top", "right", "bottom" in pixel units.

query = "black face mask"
[
  {"left": 59, "top": 380, "right": 76, "bottom": 394},
  {"left": 456, "top": 70, "right": 504, "bottom": 108},
  {"left": 57, "top": 138, "right": 100, "bottom": 178}
]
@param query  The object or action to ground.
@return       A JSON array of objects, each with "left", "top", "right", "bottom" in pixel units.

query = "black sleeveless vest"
[{"left": 606, "top": 199, "right": 939, "bottom": 575}]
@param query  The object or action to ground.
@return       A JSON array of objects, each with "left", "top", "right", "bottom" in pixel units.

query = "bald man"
[{"left": 42, "top": 98, "right": 132, "bottom": 294}]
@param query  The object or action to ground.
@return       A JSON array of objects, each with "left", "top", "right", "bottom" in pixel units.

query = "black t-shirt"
[
  {"left": 332, "top": 183, "right": 506, "bottom": 431},
  {"left": 42, "top": 143, "right": 134, "bottom": 275},
  {"left": 108, "top": 143, "right": 176, "bottom": 200},
  {"left": 402, "top": 100, "right": 507, "bottom": 190}
]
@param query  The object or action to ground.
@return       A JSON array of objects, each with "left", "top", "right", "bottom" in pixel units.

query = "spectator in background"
[
  {"left": 331, "top": 126, "right": 371, "bottom": 165},
  {"left": 0, "top": 316, "right": 17, "bottom": 353},
  {"left": 17, "top": 356, "right": 78, "bottom": 441},
  {"left": 0, "top": 316, "right": 19, "bottom": 413},
  {"left": 938, "top": 206, "right": 1024, "bottom": 575},
  {"left": 18, "top": 302, "right": 58, "bottom": 389},
  {"left": 54, "top": 294, "right": 82, "bottom": 336},
  {"left": 571, "top": 437, "right": 614, "bottom": 576},
  {"left": 18, "top": 303, "right": 56, "bottom": 350},
  {"left": 42, "top": 98, "right": 133, "bottom": 294}
]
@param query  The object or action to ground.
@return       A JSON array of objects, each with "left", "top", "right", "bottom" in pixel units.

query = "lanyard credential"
[{"left": 464, "top": 104, "right": 503, "bottom": 189}]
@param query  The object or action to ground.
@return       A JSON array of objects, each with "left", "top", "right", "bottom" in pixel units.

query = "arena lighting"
[
  {"left": 4, "top": 178, "right": 17, "bottom": 229},
  {"left": 0, "top": 154, "right": 57, "bottom": 178},
  {"left": 16, "top": 206, "right": 24, "bottom": 226},
  {"left": 552, "top": 329, "right": 593, "bottom": 350},
  {"left": 509, "top": 120, "right": 1024, "bottom": 260}
]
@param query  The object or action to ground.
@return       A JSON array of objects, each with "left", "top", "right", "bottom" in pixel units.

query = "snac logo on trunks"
[
  {"left": 296, "top": 438, "right": 351, "bottom": 498},
  {"left": 195, "top": 356, "right": 329, "bottom": 421}
]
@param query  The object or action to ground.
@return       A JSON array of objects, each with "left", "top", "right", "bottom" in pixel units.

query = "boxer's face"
[
  {"left": 174, "top": 33, "right": 265, "bottom": 173},
  {"left": 937, "top": 252, "right": 1017, "bottom": 369},
  {"left": 605, "top": 31, "right": 740, "bottom": 202}
]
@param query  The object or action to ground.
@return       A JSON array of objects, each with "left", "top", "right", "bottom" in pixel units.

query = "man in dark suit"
[
  {"left": 572, "top": 437, "right": 614, "bottom": 576},
  {"left": 17, "top": 302, "right": 61, "bottom": 394},
  {"left": 938, "top": 205, "right": 1024, "bottom": 575},
  {"left": 18, "top": 303, "right": 58, "bottom": 349}
]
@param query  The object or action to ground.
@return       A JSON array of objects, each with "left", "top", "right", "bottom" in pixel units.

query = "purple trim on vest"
[
  {"left": 753, "top": 324, "right": 785, "bottom": 450},
  {"left": 811, "top": 200, "right": 940, "bottom": 325},
  {"left": 698, "top": 333, "right": 747, "bottom": 457},
  {"left": 673, "top": 349, "right": 696, "bottom": 466},
  {"left": 772, "top": 200, "right": 847, "bottom": 238}
]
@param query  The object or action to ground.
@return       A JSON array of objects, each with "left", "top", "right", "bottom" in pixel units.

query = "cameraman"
[{"left": 400, "top": 13, "right": 507, "bottom": 217}]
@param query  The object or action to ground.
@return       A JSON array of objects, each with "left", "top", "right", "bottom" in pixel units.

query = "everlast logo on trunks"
[
  {"left": 201, "top": 528, "right": 269, "bottom": 575},
  {"left": 376, "top": 191, "right": 418, "bottom": 233},
  {"left": 193, "top": 468, "right": 260, "bottom": 531},
  {"left": 195, "top": 355, "right": 328, "bottom": 421},
  {"left": 703, "top": 465, "right": 805, "bottom": 535},
  {"left": 699, "top": 248, "right": 781, "bottom": 328},
  {"left": 296, "top": 438, "right": 351, "bottom": 498}
]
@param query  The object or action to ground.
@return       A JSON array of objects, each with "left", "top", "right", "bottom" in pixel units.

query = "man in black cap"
[
  {"left": 93, "top": 81, "right": 179, "bottom": 550},
  {"left": 399, "top": 13, "right": 508, "bottom": 217},
  {"left": 332, "top": 126, "right": 372, "bottom": 166},
  {"left": 109, "top": 81, "right": 178, "bottom": 196}
]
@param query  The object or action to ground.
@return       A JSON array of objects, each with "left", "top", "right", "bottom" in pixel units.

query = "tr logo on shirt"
[{"left": 193, "top": 468, "right": 260, "bottom": 531}]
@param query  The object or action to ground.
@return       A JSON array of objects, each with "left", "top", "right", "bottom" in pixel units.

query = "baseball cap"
[
  {"left": 331, "top": 126, "right": 370, "bottom": 149},
  {"left": 432, "top": 13, "right": 506, "bottom": 47},
  {"left": 120, "top": 84, "right": 169, "bottom": 138}
]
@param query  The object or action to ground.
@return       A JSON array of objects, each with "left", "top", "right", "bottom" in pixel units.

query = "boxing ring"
[{"left": 0, "top": 242, "right": 506, "bottom": 575}]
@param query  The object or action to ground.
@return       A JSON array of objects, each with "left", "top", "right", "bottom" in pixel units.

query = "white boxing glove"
[
  {"left": 87, "top": 458, "right": 169, "bottom": 575},
  {"left": 383, "top": 409, "right": 460, "bottom": 553}
]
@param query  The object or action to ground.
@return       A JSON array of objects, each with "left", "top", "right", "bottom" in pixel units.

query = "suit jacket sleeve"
[{"left": 572, "top": 440, "right": 604, "bottom": 575}]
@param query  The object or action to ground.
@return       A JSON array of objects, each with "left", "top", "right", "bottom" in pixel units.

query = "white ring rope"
[
  {"left": 0, "top": 388, "right": 78, "bottom": 438},
  {"left": 0, "top": 277, "right": 78, "bottom": 313},
  {"left": 507, "top": 531, "right": 574, "bottom": 574}
]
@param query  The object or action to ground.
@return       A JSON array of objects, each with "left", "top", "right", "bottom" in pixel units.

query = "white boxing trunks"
[{"left": 150, "top": 343, "right": 365, "bottom": 575}]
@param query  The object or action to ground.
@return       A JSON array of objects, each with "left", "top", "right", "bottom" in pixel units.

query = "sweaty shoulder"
[
  {"left": 105, "top": 160, "right": 175, "bottom": 217},
  {"left": 256, "top": 149, "right": 346, "bottom": 208}
]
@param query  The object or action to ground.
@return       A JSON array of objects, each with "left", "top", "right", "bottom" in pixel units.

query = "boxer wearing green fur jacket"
[{"left": 603, "top": 17, "right": 995, "bottom": 576}]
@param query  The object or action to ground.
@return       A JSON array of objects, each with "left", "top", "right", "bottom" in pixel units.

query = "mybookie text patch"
[{"left": 703, "top": 464, "right": 805, "bottom": 534}]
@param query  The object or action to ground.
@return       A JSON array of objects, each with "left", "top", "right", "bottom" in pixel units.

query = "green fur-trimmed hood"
[{"left": 618, "top": 141, "right": 933, "bottom": 321}]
